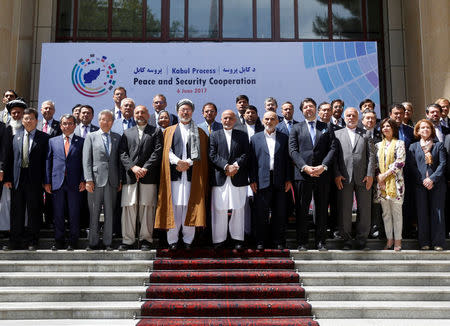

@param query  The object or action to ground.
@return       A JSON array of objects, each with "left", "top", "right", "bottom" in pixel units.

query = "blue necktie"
[
  {"left": 287, "top": 120, "right": 292, "bottom": 133},
  {"left": 117, "top": 110, "right": 122, "bottom": 119},
  {"left": 399, "top": 126, "right": 404, "bottom": 141},
  {"left": 102, "top": 132, "right": 110, "bottom": 155},
  {"left": 309, "top": 121, "right": 316, "bottom": 145}
]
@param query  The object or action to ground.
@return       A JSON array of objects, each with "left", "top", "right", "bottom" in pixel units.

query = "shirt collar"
[
  {"left": 44, "top": 118, "right": 53, "bottom": 125},
  {"left": 63, "top": 132, "right": 74, "bottom": 140},
  {"left": 223, "top": 128, "right": 232, "bottom": 135},
  {"left": 25, "top": 128, "right": 37, "bottom": 137},
  {"left": 264, "top": 130, "right": 276, "bottom": 138}
]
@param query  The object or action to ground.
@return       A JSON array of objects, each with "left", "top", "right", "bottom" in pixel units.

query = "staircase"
[
  {"left": 138, "top": 248, "right": 316, "bottom": 325},
  {"left": 1, "top": 248, "right": 450, "bottom": 325}
]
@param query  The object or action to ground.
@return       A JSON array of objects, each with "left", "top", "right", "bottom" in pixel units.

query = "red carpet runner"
[{"left": 137, "top": 248, "right": 318, "bottom": 326}]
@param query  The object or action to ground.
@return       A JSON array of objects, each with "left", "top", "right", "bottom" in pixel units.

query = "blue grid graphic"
[{"left": 303, "top": 42, "right": 379, "bottom": 108}]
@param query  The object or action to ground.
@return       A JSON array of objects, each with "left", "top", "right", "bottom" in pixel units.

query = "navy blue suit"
[
  {"left": 289, "top": 120, "right": 336, "bottom": 245},
  {"left": 46, "top": 134, "right": 84, "bottom": 246},
  {"left": 249, "top": 131, "right": 292, "bottom": 246},
  {"left": 276, "top": 118, "right": 298, "bottom": 136},
  {"left": 408, "top": 141, "right": 447, "bottom": 248}
]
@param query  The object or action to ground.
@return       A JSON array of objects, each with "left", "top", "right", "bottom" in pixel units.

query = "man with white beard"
[{"left": 155, "top": 99, "right": 209, "bottom": 250}]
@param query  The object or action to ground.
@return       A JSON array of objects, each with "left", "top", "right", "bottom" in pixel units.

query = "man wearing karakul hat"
[{"left": 154, "top": 98, "right": 209, "bottom": 250}]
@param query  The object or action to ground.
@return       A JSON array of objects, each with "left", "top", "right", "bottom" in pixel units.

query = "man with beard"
[
  {"left": 118, "top": 105, "right": 163, "bottom": 251},
  {"left": 155, "top": 99, "right": 209, "bottom": 250}
]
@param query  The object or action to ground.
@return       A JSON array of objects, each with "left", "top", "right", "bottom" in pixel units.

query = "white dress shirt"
[
  {"left": 346, "top": 127, "right": 357, "bottom": 148},
  {"left": 264, "top": 130, "right": 276, "bottom": 171}
]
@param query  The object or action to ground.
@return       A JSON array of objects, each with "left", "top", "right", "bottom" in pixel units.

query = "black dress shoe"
[
  {"left": 256, "top": 243, "right": 264, "bottom": 250},
  {"left": 118, "top": 243, "right": 131, "bottom": 251},
  {"left": 168, "top": 243, "right": 178, "bottom": 251},
  {"left": 317, "top": 242, "right": 328, "bottom": 251},
  {"left": 66, "top": 245, "right": 74, "bottom": 251},
  {"left": 140, "top": 240, "right": 152, "bottom": 251},
  {"left": 2, "top": 245, "right": 10, "bottom": 251},
  {"left": 214, "top": 242, "right": 225, "bottom": 250},
  {"left": 184, "top": 243, "right": 192, "bottom": 250},
  {"left": 105, "top": 246, "right": 114, "bottom": 251},
  {"left": 28, "top": 245, "right": 37, "bottom": 251},
  {"left": 234, "top": 243, "right": 243, "bottom": 251},
  {"left": 276, "top": 244, "right": 284, "bottom": 250},
  {"left": 297, "top": 245, "right": 308, "bottom": 251},
  {"left": 86, "top": 245, "right": 100, "bottom": 251},
  {"left": 342, "top": 244, "right": 352, "bottom": 250}
]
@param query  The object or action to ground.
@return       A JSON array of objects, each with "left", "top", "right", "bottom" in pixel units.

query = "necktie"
[
  {"left": 43, "top": 121, "right": 48, "bottom": 133},
  {"left": 82, "top": 125, "right": 88, "bottom": 138},
  {"left": 207, "top": 124, "right": 212, "bottom": 135},
  {"left": 399, "top": 126, "right": 404, "bottom": 141},
  {"left": 22, "top": 132, "right": 29, "bottom": 168},
  {"left": 117, "top": 110, "right": 122, "bottom": 119},
  {"left": 240, "top": 115, "right": 245, "bottom": 124},
  {"left": 287, "top": 120, "right": 292, "bottom": 133},
  {"left": 128, "top": 119, "right": 132, "bottom": 129},
  {"left": 309, "top": 121, "right": 316, "bottom": 145},
  {"left": 64, "top": 136, "right": 70, "bottom": 157},
  {"left": 103, "top": 132, "right": 110, "bottom": 155}
]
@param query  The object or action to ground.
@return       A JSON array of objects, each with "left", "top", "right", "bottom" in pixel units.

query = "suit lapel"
[
  {"left": 302, "top": 122, "right": 314, "bottom": 148},
  {"left": 274, "top": 132, "right": 281, "bottom": 155},
  {"left": 30, "top": 131, "right": 38, "bottom": 153},
  {"left": 261, "top": 133, "right": 270, "bottom": 155},
  {"left": 220, "top": 129, "right": 230, "bottom": 158}
]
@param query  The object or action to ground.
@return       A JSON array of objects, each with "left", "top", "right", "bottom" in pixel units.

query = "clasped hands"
[
  {"left": 303, "top": 165, "right": 325, "bottom": 177},
  {"left": 175, "top": 160, "right": 190, "bottom": 172},
  {"left": 131, "top": 165, "right": 148, "bottom": 180}
]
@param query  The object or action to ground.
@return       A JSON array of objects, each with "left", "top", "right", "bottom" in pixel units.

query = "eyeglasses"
[{"left": 153, "top": 101, "right": 165, "bottom": 105}]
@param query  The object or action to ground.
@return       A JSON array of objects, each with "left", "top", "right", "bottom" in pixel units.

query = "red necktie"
[
  {"left": 65, "top": 136, "right": 70, "bottom": 157},
  {"left": 43, "top": 121, "right": 48, "bottom": 133}
]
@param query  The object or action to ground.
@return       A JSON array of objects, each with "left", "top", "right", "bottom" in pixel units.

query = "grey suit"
[
  {"left": 82, "top": 129, "right": 121, "bottom": 247},
  {"left": 334, "top": 127, "right": 375, "bottom": 247}
]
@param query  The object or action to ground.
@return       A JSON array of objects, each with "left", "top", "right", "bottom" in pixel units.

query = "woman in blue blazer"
[{"left": 408, "top": 119, "right": 447, "bottom": 250}]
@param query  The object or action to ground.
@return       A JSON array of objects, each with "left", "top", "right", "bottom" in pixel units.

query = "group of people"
[{"left": 0, "top": 86, "right": 449, "bottom": 252}]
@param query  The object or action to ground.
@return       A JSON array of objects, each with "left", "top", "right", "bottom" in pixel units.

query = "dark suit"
[
  {"left": 45, "top": 134, "right": 84, "bottom": 246},
  {"left": 408, "top": 141, "right": 447, "bottom": 248},
  {"left": 327, "top": 122, "right": 343, "bottom": 233},
  {"left": 209, "top": 128, "right": 249, "bottom": 188},
  {"left": 119, "top": 125, "right": 163, "bottom": 245},
  {"left": 120, "top": 125, "right": 163, "bottom": 185},
  {"left": 74, "top": 124, "right": 100, "bottom": 138},
  {"left": 250, "top": 131, "right": 292, "bottom": 246},
  {"left": 234, "top": 121, "right": 264, "bottom": 140},
  {"left": 398, "top": 123, "right": 417, "bottom": 238},
  {"left": 37, "top": 119, "right": 62, "bottom": 227},
  {"left": 276, "top": 118, "right": 298, "bottom": 136},
  {"left": 209, "top": 128, "right": 249, "bottom": 243},
  {"left": 37, "top": 119, "right": 62, "bottom": 138},
  {"left": 148, "top": 112, "right": 178, "bottom": 127},
  {"left": 289, "top": 120, "right": 336, "bottom": 246},
  {"left": 444, "top": 134, "right": 450, "bottom": 237},
  {"left": 6, "top": 129, "right": 49, "bottom": 248}
]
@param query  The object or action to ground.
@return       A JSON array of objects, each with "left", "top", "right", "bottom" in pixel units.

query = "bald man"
[
  {"left": 209, "top": 110, "right": 250, "bottom": 250},
  {"left": 334, "top": 107, "right": 375, "bottom": 250},
  {"left": 250, "top": 111, "right": 292, "bottom": 250}
]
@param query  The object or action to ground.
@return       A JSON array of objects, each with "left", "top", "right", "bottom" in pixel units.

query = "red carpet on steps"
[{"left": 137, "top": 248, "right": 318, "bottom": 326}]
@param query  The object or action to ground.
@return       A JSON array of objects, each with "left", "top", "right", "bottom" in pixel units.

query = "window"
[{"left": 56, "top": 0, "right": 382, "bottom": 41}]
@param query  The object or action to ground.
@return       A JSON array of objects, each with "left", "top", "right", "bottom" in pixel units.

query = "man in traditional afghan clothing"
[{"left": 154, "top": 99, "right": 209, "bottom": 250}]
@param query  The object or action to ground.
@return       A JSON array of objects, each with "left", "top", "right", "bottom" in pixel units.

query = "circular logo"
[{"left": 71, "top": 54, "right": 117, "bottom": 97}]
